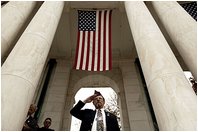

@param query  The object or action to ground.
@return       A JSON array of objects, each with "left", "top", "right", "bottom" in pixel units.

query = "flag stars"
[
  {"left": 181, "top": 2, "right": 197, "bottom": 21},
  {"left": 78, "top": 10, "right": 96, "bottom": 31}
]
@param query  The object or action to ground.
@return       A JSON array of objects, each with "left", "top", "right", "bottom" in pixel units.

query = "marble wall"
[{"left": 38, "top": 59, "right": 155, "bottom": 130}]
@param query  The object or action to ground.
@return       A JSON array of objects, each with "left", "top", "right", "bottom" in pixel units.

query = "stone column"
[
  {"left": 1, "top": 1, "right": 38, "bottom": 62},
  {"left": 120, "top": 61, "right": 154, "bottom": 130},
  {"left": 125, "top": 1, "right": 196, "bottom": 131},
  {"left": 1, "top": 1, "right": 64, "bottom": 130},
  {"left": 149, "top": 1, "right": 197, "bottom": 79}
]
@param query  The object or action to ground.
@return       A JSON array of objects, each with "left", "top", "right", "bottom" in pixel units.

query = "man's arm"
[
  {"left": 22, "top": 116, "right": 39, "bottom": 131},
  {"left": 70, "top": 94, "right": 97, "bottom": 120},
  {"left": 70, "top": 100, "right": 86, "bottom": 120}
]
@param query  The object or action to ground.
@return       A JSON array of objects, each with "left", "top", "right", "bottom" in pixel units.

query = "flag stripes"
[{"left": 74, "top": 10, "right": 112, "bottom": 71}]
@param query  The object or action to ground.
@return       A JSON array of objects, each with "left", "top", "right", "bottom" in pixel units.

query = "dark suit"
[
  {"left": 70, "top": 100, "right": 120, "bottom": 131},
  {"left": 37, "top": 127, "right": 54, "bottom": 131}
]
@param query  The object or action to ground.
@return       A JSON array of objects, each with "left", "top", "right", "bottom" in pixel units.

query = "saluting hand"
[{"left": 83, "top": 94, "right": 97, "bottom": 103}]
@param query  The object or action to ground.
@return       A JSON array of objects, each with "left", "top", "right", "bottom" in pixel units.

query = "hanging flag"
[
  {"left": 181, "top": 2, "right": 197, "bottom": 21},
  {"left": 74, "top": 10, "right": 112, "bottom": 71}
]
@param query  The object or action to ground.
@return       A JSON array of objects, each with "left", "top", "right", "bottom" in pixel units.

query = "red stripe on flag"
[
  {"left": 97, "top": 11, "right": 101, "bottom": 71},
  {"left": 80, "top": 32, "right": 85, "bottom": 70},
  {"left": 85, "top": 32, "right": 90, "bottom": 70},
  {"left": 109, "top": 10, "right": 112, "bottom": 70},
  {"left": 91, "top": 31, "right": 96, "bottom": 71},
  {"left": 103, "top": 11, "right": 107, "bottom": 71}
]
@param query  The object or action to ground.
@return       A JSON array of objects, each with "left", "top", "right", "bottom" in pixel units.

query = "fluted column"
[
  {"left": 1, "top": 1, "right": 38, "bottom": 62},
  {"left": 1, "top": 1, "right": 64, "bottom": 130},
  {"left": 125, "top": 1, "right": 196, "bottom": 130},
  {"left": 149, "top": 1, "right": 197, "bottom": 79}
]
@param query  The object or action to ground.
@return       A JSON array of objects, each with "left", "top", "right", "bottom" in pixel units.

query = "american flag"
[
  {"left": 74, "top": 10, "right": 112, "bottom": 71},
  {"left": 181, "top": 2, "right": 197, "bottom": 21}
]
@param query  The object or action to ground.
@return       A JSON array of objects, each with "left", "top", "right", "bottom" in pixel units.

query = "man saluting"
[{"left": 70, "top": 90, "right": 120, "bottom": 131}]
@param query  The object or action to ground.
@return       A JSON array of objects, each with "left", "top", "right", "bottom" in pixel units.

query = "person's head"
[
  {"left": 28, "top": 104, "right": 37, "bottom": 115},
  {"left": 43, "top": 118, "right": 52, "bottom": 128},
  {"left": 92, "top": 90, "right": 105, "bottom": 109}
]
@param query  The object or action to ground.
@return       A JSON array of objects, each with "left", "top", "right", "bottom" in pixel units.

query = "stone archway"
[
  {"left": 72, "top": 74, "right": 120, "bottom": 94},
  {"left": 70, "top": 87, "right": 118, "bottom": 131},
  {"left": 62, "top": 68, "right": 130, "bottom": 130}
]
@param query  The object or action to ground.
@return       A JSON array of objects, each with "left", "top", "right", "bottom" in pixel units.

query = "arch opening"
[{"left": 70, "top": 87, "right": 121, "bottom": 131}]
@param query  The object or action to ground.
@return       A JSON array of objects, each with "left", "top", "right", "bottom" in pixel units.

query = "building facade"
[{"left": 1, "top": 1, "right": 197, "bottom": 131}]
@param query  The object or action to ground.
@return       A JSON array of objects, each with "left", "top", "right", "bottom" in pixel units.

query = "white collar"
[{"left": 95, "top": 108, "right": 105, "bottom": 112}]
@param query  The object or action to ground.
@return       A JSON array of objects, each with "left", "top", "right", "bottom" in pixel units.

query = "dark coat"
[
  {"left": 22, "top": 116, "right": 39, "bottom": 131},
  {"left": 70, "top": 100, "right": 120, "bottom": 131},
  {"left": 37, "top": 127, "right": 54, "bottom": 131}
]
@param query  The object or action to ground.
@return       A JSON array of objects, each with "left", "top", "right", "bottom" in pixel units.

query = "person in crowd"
[
  {"left": 22, "top": 104, "right": 39, "bottom": 131},
  {"left": 70, "top": 90, "right": 120, "bottom": 131},
  {"left": 38, "top": 118, "right": 54, "bottom": 131}
]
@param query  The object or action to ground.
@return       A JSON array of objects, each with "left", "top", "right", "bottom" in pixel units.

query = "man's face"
[
  {"left": 44, "top": 119, "right": 51, "bottom": 128},
  {"left": 28, "top": 105, "right": 37, "bottom": 115},
  {"left": 93, "top": 95, "right": 105, "bottom": 109}
]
